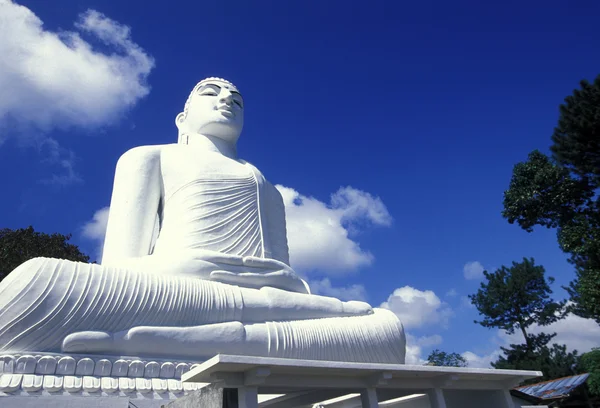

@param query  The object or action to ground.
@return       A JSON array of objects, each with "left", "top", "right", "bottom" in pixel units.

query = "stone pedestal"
[
  {"left": 0, "top": 353, "right": 202, "bottom": 407},
  {"left": 1, "top": 353, "right": 547, "bottom": 407}
]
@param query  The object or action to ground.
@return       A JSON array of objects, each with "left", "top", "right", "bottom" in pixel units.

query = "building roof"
[
  {"left": 182, "top": 354, "right": 541, "bottom": 392},
  {"left": 514, "top": 373, "right": 590, "bottom": 400}
]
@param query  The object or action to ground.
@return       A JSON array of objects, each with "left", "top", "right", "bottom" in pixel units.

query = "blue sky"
[{"left": 1, "top": 0, "right": 600, "bottom": 365}]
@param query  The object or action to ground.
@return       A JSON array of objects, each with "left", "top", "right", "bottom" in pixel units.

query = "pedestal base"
[
  {"left": 1, "top": 353, "right": 547, "bottom": 408},
  {"left": 0, "top": 353, "right": 203, "bottom": 407}
]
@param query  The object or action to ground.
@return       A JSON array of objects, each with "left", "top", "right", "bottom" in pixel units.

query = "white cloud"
[
  {"left": 463, "top": 311, "right": 600, "bottom": 368},
  {"left": 0, "top": 2, "right": 154, "bottom": 133},
  {"left": 329, "top": 186, "right": 393, "bottom": 228},
  {"left": 500, "top": 312, "right": 600, "bottom": 353},
  {"left": 276, "top": 185, "right": 392, "bottom": 275},
  {"left": 547, "top": 314, "right": 600, "bottom": 352},
  {"left": 405, "top": 333, "right": 443, "bottom": 365},
  {"left": 0, "top": 1, "right": 154, "bottom": 183},
  {"left": 463, "top": 261, "right": 485, "bottom": 280},
  {"left": 309, "top": 278, "right": 367, "bottom": 301},
  {"left": 462, "top": 350, "right": 502, "bottom": 369},
  {"left": 416, "top": 334, "right": 444, "bottom": 348},
  {"left": 81, "top": 206, "right": 110, "bottom": 261},
  {"left": 380, "top": 286, "right": 453, "bottom": 329}
]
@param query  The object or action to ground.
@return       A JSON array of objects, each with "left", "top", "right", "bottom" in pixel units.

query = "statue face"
[{"left": 177, "top": 79, "right": 244, "bottom": 144}]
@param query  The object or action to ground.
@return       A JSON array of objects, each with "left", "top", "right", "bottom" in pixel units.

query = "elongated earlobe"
[
  {"left": 175, "top": 113, "right": 186, "bottom": 144},
  {"left": 175, "top": 112, "right": 185, "bottom": 127}
]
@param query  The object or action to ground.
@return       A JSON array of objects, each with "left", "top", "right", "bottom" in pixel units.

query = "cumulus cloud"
[
  {"left": 463, "top": 310, "right": 600, "bottom": 368},
  {"left": 0, "top": 1, "right": 154, "bottom": 133},
  {"left": 462, "top": 350, "right": 502, "bottom": 369},
  {"left": 463, "top": 261, "right": 485, "bottom": 280},
  {"left": 405, "top": 333, "right": 443, "bottom": 365},
  {"left": 380, "top": 286, "right": 453, "bottom": 329},
  {"left": 309, "top": 278, "right": 367, "bottom": 301},
  {"left": 0, "top": 1, "right": 154, "bottom": 183},
  {"left": 277, "top": 185, "right": 392, "bottom": 274},
  {"left": 81, "top": 206, "right": 110, "bottom": 261},
  {"left": 500, "top": 311, "right": 600, "bottom": 353},
  {"left": 546, "top": 314, "right": 600, "bottom": 352}
]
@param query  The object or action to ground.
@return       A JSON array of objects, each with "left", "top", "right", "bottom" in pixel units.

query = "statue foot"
[
  {"left": 62, "top": 331, "right": 115, "bottom": 354},
  {"left": 61, "top": 297, "right": 373, "bottom": 357},
  {"left": 61, "top": 322, "right": 256, "bottom": 358},
  {"left": 343, "top": 301, "right": 373, "bottom": 315},
  {"left": 60, "top": 309, "right": 405, "bottom": 363}
]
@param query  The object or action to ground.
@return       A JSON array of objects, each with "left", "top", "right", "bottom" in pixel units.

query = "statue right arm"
[{"left": 102, "top": 146, "right": 162, "bottom": 264}]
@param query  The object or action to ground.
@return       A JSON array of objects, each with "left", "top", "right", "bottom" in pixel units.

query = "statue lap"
[{"left": 0, "top": 256, "right": 405, "bottom": 363}]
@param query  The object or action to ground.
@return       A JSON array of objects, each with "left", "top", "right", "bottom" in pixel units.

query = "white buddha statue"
[{"left": 0, "top": 78, "right": 406, "bottom": 364}]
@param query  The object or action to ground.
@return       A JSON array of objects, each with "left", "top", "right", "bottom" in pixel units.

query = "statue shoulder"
[
  {"left": 239, "top": 160, "right": 264, "bottom": 176},
  {"left": 116, "top": 144, "right": 168, "bottom": 169}
]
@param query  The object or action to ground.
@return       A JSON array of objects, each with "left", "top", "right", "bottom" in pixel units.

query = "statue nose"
[{"left": 220, "top": 94, "right": 233, "bottom": 105}]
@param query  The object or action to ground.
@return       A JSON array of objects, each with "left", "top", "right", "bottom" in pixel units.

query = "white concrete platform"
[{"left": 181, "top": 354, "right": 543, "bottom": 408}]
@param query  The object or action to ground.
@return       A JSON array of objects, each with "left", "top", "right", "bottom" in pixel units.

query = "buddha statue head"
[{"left": 175, "top": 77, "right": 244, "bottom": 145}]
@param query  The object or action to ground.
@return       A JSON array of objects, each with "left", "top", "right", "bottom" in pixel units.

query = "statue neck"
[{"left": 179, "top": 133, "right": 237, "bottom": 159}]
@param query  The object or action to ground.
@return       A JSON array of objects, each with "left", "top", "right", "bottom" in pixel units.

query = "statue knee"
[
  {"left": 5, "top": 257, "right": 46, "bottom": 279},
  {"left": 1, "top": 257, "right": 66, "bottom": 290}
]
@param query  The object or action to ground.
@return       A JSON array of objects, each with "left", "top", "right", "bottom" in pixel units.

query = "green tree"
[
  {"left": 469, "top": 259, "right": 579, "bottom": 381},
  {"left": 426, "top": 349, "right": 468, "bottom": 367},
  {"left": 503, "top": 75, "right": 600, "bottom": 323},
  {"left": 579, "top": 348, "right": 600, "bottom": 396},
  {"left": 0, "top": 226, "right": 90, "bottom": 282},
  {"left": 468, "top": 258, "right": 564, "bottom": 350}
]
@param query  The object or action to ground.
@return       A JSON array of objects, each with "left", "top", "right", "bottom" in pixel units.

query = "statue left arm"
[
  {"left": 263, "top": 182, "right": 291, "bottom": 265},
  {"left": 102, "top": 146, "right": 162, "bottom": 264}
]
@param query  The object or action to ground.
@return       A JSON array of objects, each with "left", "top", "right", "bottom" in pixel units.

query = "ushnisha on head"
[{"left": 175, "top": 77, "right": 244, "bottom": 145}]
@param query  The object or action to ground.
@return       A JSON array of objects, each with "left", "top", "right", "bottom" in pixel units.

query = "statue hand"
[
  {"left": 241, "top": 256, "right": 290, "bottom": 271},
  {"left": 209, "top": 256, "right": 310, "bottom": 294},
  {"left": 209, "top": 269, "right": 310, "bottom": 294}
]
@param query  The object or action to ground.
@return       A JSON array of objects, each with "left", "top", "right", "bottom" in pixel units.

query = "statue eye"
[
  {"left": 200, "top": 91, "right": 217, "bottom": 96},
  {"left": 234, "top": 100, "right": 243, "bottom": 108}
]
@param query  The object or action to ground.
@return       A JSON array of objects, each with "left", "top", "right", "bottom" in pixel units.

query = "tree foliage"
[
  {"left": 469, "top": 259, "right": 579, "bottom": 381},
  {"left": 426, "top": 349, "right": 468, "bottom": 367},
  {"left": 0, "top": 226, "right": 90, "bottom": 282},
  {"left": 579, "top": 348, "right": 600, "bottom": 396},
  {"left": 469, "top": 258, "right": 564, "bottom": 349},
  {"left": 503, "top": 75, "right": 600, "bottom": 322}
]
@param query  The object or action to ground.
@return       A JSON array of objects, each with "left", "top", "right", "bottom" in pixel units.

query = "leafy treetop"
[
  {"left": 426, "top": 349, "right": 468, "bottom": 368},
  {"left": 502, "top": 75, "right": 600, "bottom": 322},
  {"left": 0, "top": 226, "right": 90, "bottom": 282},
  {"left": 468, "top": 258, "right": 564, "bottom": 349}
]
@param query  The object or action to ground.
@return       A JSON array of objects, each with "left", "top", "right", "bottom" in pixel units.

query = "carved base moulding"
[{"left": 0, "top": 352, "right": 203, "bottom": 398}]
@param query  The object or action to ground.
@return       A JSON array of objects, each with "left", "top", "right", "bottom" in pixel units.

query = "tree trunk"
[{"left": 519, "top": 325, "right": 531, "bottom": 351}]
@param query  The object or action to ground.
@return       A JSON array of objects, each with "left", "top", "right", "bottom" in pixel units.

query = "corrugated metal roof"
[{"left": 515, "top": 373, "right": 590, "bottom": 400}]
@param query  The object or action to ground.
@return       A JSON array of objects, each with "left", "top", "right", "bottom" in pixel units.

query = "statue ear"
[{"left": 175, "top": 112, "right": 185, "bottom": 129}]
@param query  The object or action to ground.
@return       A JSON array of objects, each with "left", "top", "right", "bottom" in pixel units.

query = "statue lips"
[{"left": 216, "top": 104, "right": 234, "bottom": 117}]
